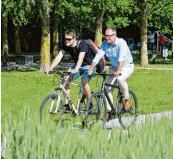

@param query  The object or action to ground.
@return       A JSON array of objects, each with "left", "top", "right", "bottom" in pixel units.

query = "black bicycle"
[{"left": 85, "top": 72, "right": 139, "bottom": 129}]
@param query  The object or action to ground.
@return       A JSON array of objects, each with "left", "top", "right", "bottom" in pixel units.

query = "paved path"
[
  {"left": 105, "top": 111, "right": 173, "bottom": 130},
  {"left": 105, "top": 111, "right": 173, "bottom": 140},
  {"left": 135, "top": 67, "right": 173, "bottom": 71}
]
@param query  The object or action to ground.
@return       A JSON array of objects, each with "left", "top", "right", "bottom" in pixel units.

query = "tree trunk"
[
  {"left": 140, "top": 0, "right": 149, "bottom": 66},
  {"left": 39, "top": 9, "right": 51, "bottom": 72},
  {"left": 52, "top": 5, "right": 59, "bottom": 58},
  {"left": 15, "top": 26, "right": 22, "bottom": 55},
  {"left": 2, "top": 15, "right": 9, "bottom": 66},
  {"left": 52, "top": 21, "right": 59, "bottom": 58},
  {"left": 95, "top": 7, "right": 105, "bottom": 47}
]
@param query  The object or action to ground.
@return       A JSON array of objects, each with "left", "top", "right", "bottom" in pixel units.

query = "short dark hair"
[{"left": 65, "top": 29, "right": 77, "bottom": 38}]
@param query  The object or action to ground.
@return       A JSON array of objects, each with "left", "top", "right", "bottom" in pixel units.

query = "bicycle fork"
[{"left": 49, "top": 94, "right": 61, "bottom": 114}]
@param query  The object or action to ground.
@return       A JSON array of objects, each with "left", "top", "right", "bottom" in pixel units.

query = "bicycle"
[
  {"left": 85, "top": 72, "right": 139, "bottom": 129},
  {"left": 40, "top": 71, "right": 96, "bottom": 128}
]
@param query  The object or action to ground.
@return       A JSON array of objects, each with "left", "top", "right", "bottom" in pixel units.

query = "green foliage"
[
  {"left": 2, "top": 0, "right": 33, "bottom": 26},
  {"left": 147, "top": 0, "right": 173, "bottom": 34},
  {"left": 104, "top": 0, "right": 134, "bottom": 28},
  {"left": 132, "top": 0, "right": 173, "bottom": 34}
]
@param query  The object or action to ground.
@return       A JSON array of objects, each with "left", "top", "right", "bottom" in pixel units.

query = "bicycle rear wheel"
[
  {"left": 40, "top": 92, "right": 63, "bottom": 124},
  {"left": 85, "top": 92, "right": 107, "bottom": 128},
  {"left": 118, "top": 90, "right": 139, "bottom": 129}
]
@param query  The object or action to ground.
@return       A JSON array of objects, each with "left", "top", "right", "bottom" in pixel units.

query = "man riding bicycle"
[
  {"left": 88, "top": 28, "right": 134, "bottom": 120},
  {"left": 47, "top": 29, "right": 97, "bottom": 110}
]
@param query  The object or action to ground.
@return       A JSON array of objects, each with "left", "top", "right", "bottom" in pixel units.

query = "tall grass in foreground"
[{"left": 2, "top": 108, "right": 173, "bottom": 159}]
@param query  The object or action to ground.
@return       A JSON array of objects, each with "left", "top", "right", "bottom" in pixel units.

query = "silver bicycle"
[{"left": 40, "top": 71, "right": 92, "bottom": 128}]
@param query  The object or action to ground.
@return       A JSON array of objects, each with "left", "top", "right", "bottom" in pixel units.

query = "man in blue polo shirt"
[{"left": 88, "top": 28, "right": 134, "bottom": 120}]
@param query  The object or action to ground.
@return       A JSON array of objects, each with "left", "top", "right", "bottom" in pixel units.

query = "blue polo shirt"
[{"left": 100, "top": 38, "right": 133, "bottom": 69}]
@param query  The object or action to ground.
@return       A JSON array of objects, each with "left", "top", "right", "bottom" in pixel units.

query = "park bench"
[{"left": 14, "top": 53, "right": 40, "bottom": 65}]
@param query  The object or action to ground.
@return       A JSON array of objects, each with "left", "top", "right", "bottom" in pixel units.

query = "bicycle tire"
[
  {"left": 117, "top": 90, "right": 139, "bottom": 129},
  {"left": 85, "top": 92, "right": 107, "bottom": 128},
  {"left": 40, "top": 93, "right": 63, "bottom": 124}
]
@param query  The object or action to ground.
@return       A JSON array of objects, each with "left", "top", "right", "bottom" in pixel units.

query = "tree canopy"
[{"left": 1, "top": 0, "right": 173, "bottom": 69}]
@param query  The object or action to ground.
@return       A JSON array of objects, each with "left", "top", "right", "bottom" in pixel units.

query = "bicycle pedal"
[{"left": 72, "top": 111, "right": 77, "bottom": 117}]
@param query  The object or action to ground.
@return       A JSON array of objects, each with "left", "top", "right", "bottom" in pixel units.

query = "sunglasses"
[
  {"left": 65, "top": 38, "right": 73, "bottom": 41},
  {"left": 105, "top": 34, "right": 115, "bottom": 38}
]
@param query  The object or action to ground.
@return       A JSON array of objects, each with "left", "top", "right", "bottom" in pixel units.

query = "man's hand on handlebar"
[
  {"left": 70, "top": 69, "right": 77, "bottom": 74},
  {"left": 45, "top": 69, "right": 51, "bottom": 74},
  {"left": 114, "top": 70, "right": 121, "bottom": 77},
  {"left": 87, "top": 69, "right": 93, "bottom": 76}
]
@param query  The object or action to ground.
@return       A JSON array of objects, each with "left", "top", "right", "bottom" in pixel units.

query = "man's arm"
[
  {"left": 71, "top": 52, "right": 85, "bottom": 73},
  {"left": 114, "top": 61, "right": 123, "bottom": 76},
  {"left": 88, "top": 49, "right": 105, "bottom": 75},
  {"left": 49, "top": 50, "right": 65, "bottom": 72}
]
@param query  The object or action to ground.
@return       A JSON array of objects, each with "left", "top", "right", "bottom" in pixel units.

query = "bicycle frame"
[
  {"left": 54, "top": 73, "right": 85, "bottom": 115},
  {"left": 97, "top": 75, "right": 122, "bottom": 115}
]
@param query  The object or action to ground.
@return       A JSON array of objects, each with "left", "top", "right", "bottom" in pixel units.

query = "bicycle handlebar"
[{"left": 93, "top": 72, "right": 121, "bottom": 78}]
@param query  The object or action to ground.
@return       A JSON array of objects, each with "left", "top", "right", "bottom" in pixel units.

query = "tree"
[
  {"left": 1, "top": 15, "right": 9, "bottom": 66},
  {"left": 90, "top": 0, "right": 134, "bottom": 46},
  {"left": 1, "top": 0, "right": 11, "bottom": 65},
  {"left": 2, "top": 0, "right": 33, "bottom": 55},
  {"left": 139, "top": 0, "right": 149, "bottom": 66},
  {"left": 51, "top": 0, "right": 60, "bottom": 57},
  {"left": 95, "top": 6, "right": 105, "bottom": 47},
  {"left": 148, "top": 0, "right": 173, "bottom": 34},
  {"left": 11, "top": 0, "right": 33, "bottom": 54},
  {"left": 105, "top": 0, "right": 134, "bottom": 28},
  {"left": 37, "top": 0, "right": 53, "bottom": 72},
  {"left": 132, "top": 0, "right": 173, "bottom": 66}
]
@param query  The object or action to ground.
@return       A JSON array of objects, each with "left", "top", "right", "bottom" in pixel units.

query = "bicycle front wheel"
[
  {"left": 118, "top": 90, "right": 139, "bottom": 129},
  {"left": 85, "top": 92, "right": 107, "bottom": 128},
  {"left": 40, "top": 92, "right": 63, "bottom": 124}
]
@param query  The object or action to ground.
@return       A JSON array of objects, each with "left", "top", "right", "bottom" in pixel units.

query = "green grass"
[
  {"left": 1, "top": 66, "right": 173, "bottom": 158},
  {"left": 2, "top": 68, "right": 173, "bottom": 124},
  {"left": 130, "top": 69, "right": 173, "bottom": 113}
]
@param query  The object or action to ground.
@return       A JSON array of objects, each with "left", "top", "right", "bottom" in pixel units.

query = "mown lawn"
[{"left": 2, "top": 67, "right": 173, "bottom": 123}]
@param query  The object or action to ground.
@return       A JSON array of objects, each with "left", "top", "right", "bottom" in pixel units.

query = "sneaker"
[{"left": 63, "top": 104, "right": 71, "bottom": 112}]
